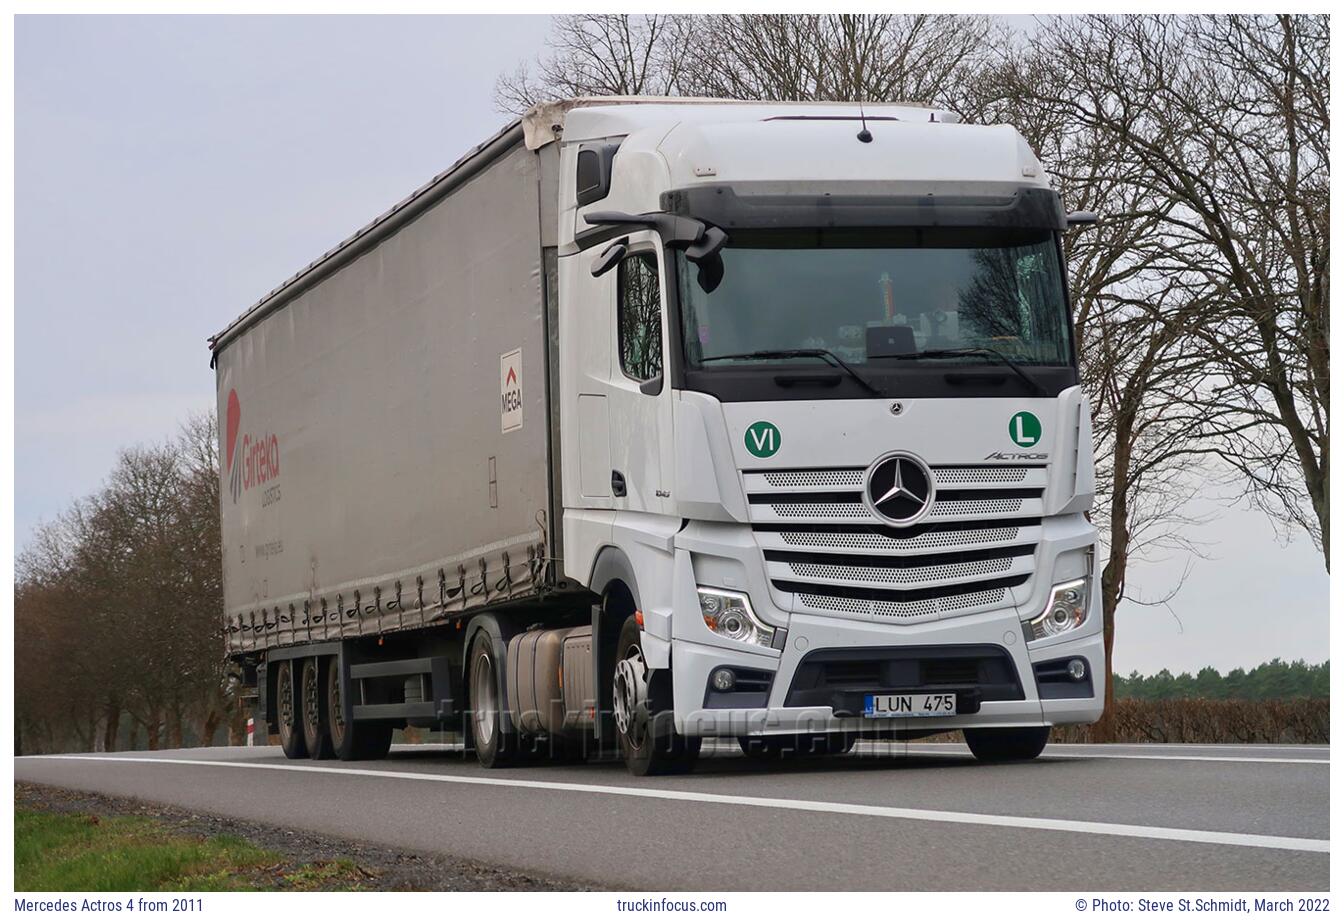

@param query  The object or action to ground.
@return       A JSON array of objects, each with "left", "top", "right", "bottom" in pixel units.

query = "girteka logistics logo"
[{"left": 225, "top": 389, "right": 280, "bottom": 504}]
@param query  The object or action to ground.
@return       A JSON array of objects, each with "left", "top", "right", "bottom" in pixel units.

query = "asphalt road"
[{"left": 15, "top": 741, "right": 1329, "bottom": 891}]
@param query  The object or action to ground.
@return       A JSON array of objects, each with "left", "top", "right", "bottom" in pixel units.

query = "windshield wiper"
[
  {"left": 885, "top": 347, "right": 1048, "bottom": 397},
  {"left": 699, "top": 348, "right": 885, "bottom": 397}
]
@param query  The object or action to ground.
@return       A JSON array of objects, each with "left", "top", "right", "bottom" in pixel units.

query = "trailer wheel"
[
  {"left": 468, "top": 632, "right": 520, "bottom": 768},
  {"left": 300, "top": 658, "right": 334, "bottom": 760},
  {"left": 326, "top": 658, "right": 392, "bottom": 761},
  {"left": 964, "top": 726, "right": 1050, "bottom": 763},
  {"left": 613, "top": 616, "right": 699, "bottom": 776},
  {"left": 275, "top": 661, "right": 308, "bottom": 760}
]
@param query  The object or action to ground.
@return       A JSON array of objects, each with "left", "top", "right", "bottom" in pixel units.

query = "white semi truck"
[{"left": 210, "top": 97, "right": 1103, "bottom": 775}]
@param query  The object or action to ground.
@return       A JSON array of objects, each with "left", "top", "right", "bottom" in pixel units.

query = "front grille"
[
  {"left": 747, "top": 464, "right": 1046, "bottom": 624},
  {"left": 773, "top": 523, "right": 1026, "bottom": 552},
  {"left": 764, "top": 469, "right": 864, "bottom": 489}
]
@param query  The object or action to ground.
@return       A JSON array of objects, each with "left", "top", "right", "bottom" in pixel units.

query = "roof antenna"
[{"left": 856, "top": 100, "right": 873, "bottom": 144}]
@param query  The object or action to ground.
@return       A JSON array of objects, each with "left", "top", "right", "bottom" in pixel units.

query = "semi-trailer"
[{"left": 211, "top": 97, "right": 1103, "bottom": 775}]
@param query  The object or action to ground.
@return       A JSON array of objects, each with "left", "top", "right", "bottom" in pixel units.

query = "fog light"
[
  {"left": 1067, "top": 658, "right": 1087, "bottom": 681},
  {"left": 711, "top": 668, "right": 736, "bottom": 692}
]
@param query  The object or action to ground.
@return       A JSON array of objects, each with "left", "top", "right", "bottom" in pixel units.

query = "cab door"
[{"left": 605, "top": 233, "right": 674, "bottom": 515}]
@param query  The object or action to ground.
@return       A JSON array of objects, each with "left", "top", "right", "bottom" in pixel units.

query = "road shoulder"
[{"left": 15, "top": 782, "right": 591, "bottom": 892}]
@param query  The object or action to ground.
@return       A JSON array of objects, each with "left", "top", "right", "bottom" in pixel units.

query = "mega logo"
[{"left": 225, "top": 389, "right": 281, "bottom": 504}]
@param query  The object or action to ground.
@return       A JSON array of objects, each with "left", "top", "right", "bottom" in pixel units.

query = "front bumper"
[{"left": 671, "top": 601, "right": 1104, "bottom": 738}]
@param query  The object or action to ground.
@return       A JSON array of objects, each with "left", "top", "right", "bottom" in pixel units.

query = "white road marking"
[{"left": 26, "top": 754, "right": 1328, "bottom": 854}]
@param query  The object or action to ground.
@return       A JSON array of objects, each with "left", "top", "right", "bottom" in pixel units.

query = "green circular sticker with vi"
[{"left": 744, "top": 421, "right": 781, "bottom": 459}]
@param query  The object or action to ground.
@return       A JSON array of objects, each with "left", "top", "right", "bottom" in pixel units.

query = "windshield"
[{"left": 678, "top": 228, "right": 1073, "bottom": 370}]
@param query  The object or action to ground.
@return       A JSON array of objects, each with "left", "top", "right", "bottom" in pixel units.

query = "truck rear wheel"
[
  {"left": 613, "top": 617, "right": 699, "bottom": 776},
  {"left": 275, "top": 661, "right": 308, "bottom": 760},
  {"left": 468, "top": 632, "right": 520, "bottom": 768},
  {"left": 964, "top": 726, "right": 1050, "bottom": 763},
  {"left": 301, "top": 658, "right": 334, "bottom": 760},
  {"left": 327, "top": 659, "right": 392, "bottom": 761}
]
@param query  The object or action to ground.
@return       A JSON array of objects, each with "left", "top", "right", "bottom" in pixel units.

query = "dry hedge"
[{"left": 1048, "top": 698, "right": 1328, "bottom": 744}]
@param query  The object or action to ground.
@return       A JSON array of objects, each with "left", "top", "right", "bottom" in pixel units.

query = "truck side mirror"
[
  {"left": 591, "top": 239, "right": 628, "bottom": 277},
  {"left": 696, "top": 255, "right": 724, "bottom": 294},
  {"left": 1066, "top": 210, "right": 1099, "bottom": 227},
  {"left": 685, "top": 226, "right": 728, "bottom": 293}
]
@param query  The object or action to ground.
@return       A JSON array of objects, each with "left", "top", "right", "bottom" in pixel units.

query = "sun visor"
[{"left": 660, "top": 182, "right": 1067, "bottom": 231}]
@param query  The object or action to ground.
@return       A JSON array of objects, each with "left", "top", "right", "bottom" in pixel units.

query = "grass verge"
[{"left": 15, "top": 808, "right": 374, "bottom": 891}]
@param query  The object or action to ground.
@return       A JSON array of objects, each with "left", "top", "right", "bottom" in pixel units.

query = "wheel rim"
[
  {"left": 612, "top": 645, "right": 649, "bottom": 748},
  {"left": 302, "top": 663, "right": 320, "bottom": 738},
  {"left": 277, "top": 664, "right": 295, "bottom": 736},
  {"left": 471, "top": 650, "right": 496, "bottom": 747},
  {"left": 328, "top": 665, "right": 345, "bottom": 748}
]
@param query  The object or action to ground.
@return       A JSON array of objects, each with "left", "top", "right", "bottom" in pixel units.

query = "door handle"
[{"left": 611, "top": 470, "right": 627, "bottom": 497}]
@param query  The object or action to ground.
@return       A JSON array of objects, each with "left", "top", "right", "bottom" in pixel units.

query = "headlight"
[
  {"left": 697, "top": 587, "right": 774, "bottom": 648},
  {"left": 1027, "top": 577, "right": 1089, "bottom": 640}
]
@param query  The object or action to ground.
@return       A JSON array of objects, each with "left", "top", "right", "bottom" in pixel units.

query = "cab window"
[{"left": 617, "top": 252, "right": 662, "bottom": 383}]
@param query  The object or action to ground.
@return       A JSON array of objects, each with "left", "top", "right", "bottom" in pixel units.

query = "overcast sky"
[{"left": 14, "top": 15, "right": 1328, "bottom": 676}]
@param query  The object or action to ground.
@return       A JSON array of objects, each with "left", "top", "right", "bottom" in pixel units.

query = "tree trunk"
[
  {"left": 1090, "top": 414, "right": 1134, "bottom": 744},
  {"left": 101, "top": 702, "right": 121, "bottom": 753},
  {"left": 145, "top": 710, "right": 161, "bottom": 751},
  {"left": 201, "top": 709, "right": 222, "bottom": 748},
  {"left": 168, "top": 708, "right": 184, "bottom": 749}
]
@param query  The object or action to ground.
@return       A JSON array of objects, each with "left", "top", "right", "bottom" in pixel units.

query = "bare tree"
[
  {"left": 680, "top": 14, "right": 997, "bottom": 106},
  {"left": 1022, "top": 15, "right": 1329, "bottom": 565},
  {"left": 495, "top": 14, "right": 997, "bottom": 113},
  {"left": 495, "top": 15, "right": 690, "bottom": 113}
]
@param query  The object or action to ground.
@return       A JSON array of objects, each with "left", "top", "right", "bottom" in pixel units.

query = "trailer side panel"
[{"left": 215, "top": 140, "right": 554, "bottom": 655}]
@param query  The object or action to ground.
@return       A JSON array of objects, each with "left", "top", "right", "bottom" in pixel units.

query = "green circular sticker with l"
[
  {"left": 745, "top": 420, "right": 781, "bottom": 458},
  {"left": 1008, "top": 411, "right": 1042, "bottom": 448}
]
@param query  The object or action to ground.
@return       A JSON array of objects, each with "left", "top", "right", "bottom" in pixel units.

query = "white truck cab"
[{"left": 549, "top": 99, "right": 1102, "bottom": 771}]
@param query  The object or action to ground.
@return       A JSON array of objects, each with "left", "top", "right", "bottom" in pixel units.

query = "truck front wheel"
[
  {"left": 275, "top": 661, "right": 308, "bottom": 760},
  {"left": 964, "top": 726, "right": 1050, "bottom": 763},
  {"left": 613, "top": 617, "right": 699, "bottom": 776}
]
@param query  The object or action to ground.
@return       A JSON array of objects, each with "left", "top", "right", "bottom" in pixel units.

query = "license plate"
[{"left": 864, "top": 693, "right": 957, "bottom": 718}]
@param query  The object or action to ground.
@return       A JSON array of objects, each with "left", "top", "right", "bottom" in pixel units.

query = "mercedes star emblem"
[{"left": 864, "top": 452, "right": 935, "bottom": 526}]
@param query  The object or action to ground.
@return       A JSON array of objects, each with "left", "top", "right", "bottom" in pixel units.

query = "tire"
[
  {"left": 327, "top": 658, "right": 393, "bottom": 761},
  {"left": 301, "top": 658, "right": 334, "bottom": 760},
  {"left": 275, "top": 661, "right": 308, "bottom": 760},
  {"left": 468, "top": 632, "right": 521, "bottom": 768},
  {"left": 964, "top": 726, "right": 1050, "bottom": 763},
  {"left": 613, "top": 616, "right": 700, "bottom": 776}
]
